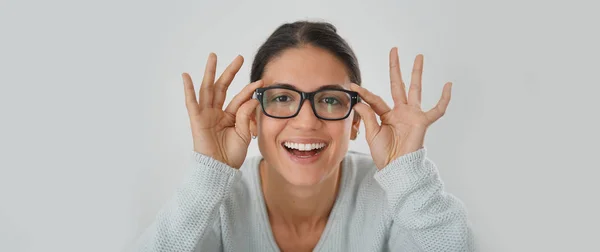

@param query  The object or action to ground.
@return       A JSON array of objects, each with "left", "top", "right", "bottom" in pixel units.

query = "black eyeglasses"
[{"left": 254, "top": 86, "right": 360, "bottom": 121}]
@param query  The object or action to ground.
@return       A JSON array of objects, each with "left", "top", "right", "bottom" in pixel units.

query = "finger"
[
  {"left": 235, "top": 99, "right": 260, "bottom": 144},
  {"left": 350, "top": 83, "right": 392, "bottom": 116},
  {"left": 224, "top": 80, "right": 264, "bottom": 115},
  {"left": 425, "top": 82, "right": 452, "bottom": 123},
  {"left": 213, "top": 55, "right": 244, "bottom": 109},
  {"left": 182, "top": 73, "right": 200, "bottom": 118},
  {"left": 199, "top": 53, "right": 217, "bottom": 109},
  {"left": 389, "top": 47, "right": 407, "bottom": 104},
  {"left": 408, "top": 54, "right": 424, "bottom": 107},
  {"left": 352, "top": 103, "right": 380, "bottom": 141}
]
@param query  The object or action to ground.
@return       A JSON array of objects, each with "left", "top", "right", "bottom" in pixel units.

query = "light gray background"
[{"left": 1, "top": 0, "right": 599, "bottom": 251}]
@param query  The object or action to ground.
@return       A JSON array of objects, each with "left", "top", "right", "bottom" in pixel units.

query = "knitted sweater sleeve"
[
  {"left": 129, "top": 152, "right": 240, "bottom": 252},
  {"left": 373, "top": 147, "right": 474, "bottom": 251}
]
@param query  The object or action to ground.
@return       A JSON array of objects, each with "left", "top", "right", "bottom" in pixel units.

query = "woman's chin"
[{"left": 273, "top": 146, "right": 337, "bottom": 186}]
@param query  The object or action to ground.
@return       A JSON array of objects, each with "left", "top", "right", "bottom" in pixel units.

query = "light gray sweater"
[{"left": 131, "top": 147, "right": 474, "bottom": 251}]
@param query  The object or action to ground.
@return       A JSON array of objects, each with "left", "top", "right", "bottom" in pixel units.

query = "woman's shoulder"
[
  {"left": 219, "top": 155, "right": 264, "bottom": 211},
  {"left": 344, "top": 150, "right": 378, "bottom": 174},
  {"left": 345, "top": 151, "right": 377, "bottom": 169},
  {"left": 237, "top": 155, "right": 262, "bottom": 175},
  {"left": 338, "top": 151, "right": 388, "bottom": 210},
  {"left": 341, "top": 151, "right": 380, "bottom": 191}
]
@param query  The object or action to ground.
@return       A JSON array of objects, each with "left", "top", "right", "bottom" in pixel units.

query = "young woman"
[{"left": 133, "top": 21, "right": 474, "bottom": 252}]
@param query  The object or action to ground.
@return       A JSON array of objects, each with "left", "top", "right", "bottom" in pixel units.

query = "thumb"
[
  {"left": 235, "top": 99, "right": 260, "bottom": 144},
  {"left": 353, "top": 103, "right": 380, "bottom": 142}
]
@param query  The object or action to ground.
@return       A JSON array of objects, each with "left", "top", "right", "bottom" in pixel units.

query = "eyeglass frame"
[{"left": 253, "top": 86, "right": 361, "bottom": 121}]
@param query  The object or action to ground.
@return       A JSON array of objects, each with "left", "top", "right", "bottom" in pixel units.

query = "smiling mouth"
[{"left": 282, "top": 142, "right": 328, "bottom": 158}]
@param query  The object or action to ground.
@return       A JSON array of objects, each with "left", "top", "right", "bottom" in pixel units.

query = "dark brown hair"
[{"left": 250, "top": 21, "right": 361, "bottom": 85}]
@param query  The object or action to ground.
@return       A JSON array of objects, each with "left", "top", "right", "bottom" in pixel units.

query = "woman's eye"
[
  {"left": 321, "top": 97, "right": 339, "bottom": 105},
  {"left": 273, "top": 95, "right": 291, "bottom": 102}
]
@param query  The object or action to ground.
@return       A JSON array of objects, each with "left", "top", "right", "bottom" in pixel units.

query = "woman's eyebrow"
[
  {"left": 317, "top": 84, "right": 346, "bottom": 90},
  {"left": 269, "top": 83, "right": 296, "bottom": 89},
  {"left": 269, "top": 83, "right": 347, "bottom": 91}
]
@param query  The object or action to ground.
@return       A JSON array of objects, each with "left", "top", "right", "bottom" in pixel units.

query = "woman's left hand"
[{"left": 351, "top": 48, "right": 452, "bottom": 169}]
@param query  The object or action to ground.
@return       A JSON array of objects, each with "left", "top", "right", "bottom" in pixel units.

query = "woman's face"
[{"left": 255, "top": 45, "right": 360, "bottom": 186}]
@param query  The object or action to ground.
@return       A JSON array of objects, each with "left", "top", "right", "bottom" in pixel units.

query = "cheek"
[
  {"left": 328, "top": 119, "right": 353, "bottom": 144},
  {"left": 257, "top": 115, "right": 286, "bottom": 149}
]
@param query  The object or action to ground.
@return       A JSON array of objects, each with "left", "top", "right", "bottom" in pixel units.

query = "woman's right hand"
[{"left": 182, "top": 53, "right": 263, "bottom": 169}]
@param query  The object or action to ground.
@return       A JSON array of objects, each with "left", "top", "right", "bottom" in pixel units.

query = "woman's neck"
[{"left": 259, "top": 160, "right": 342, "bottom": 228}]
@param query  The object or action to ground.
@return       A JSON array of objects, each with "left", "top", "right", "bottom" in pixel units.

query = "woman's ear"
[{"left": 350, "top": 112, "right": 361, "bottom": 140}]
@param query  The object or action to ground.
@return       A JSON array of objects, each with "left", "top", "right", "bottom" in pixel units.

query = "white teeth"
[{"left": 284, "top": 142, "right": 326, "bottom": 151}]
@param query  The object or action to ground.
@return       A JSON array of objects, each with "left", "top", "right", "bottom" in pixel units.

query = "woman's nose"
[{"left": 290, "top": 100, "right": 320, "bottom": 129}]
